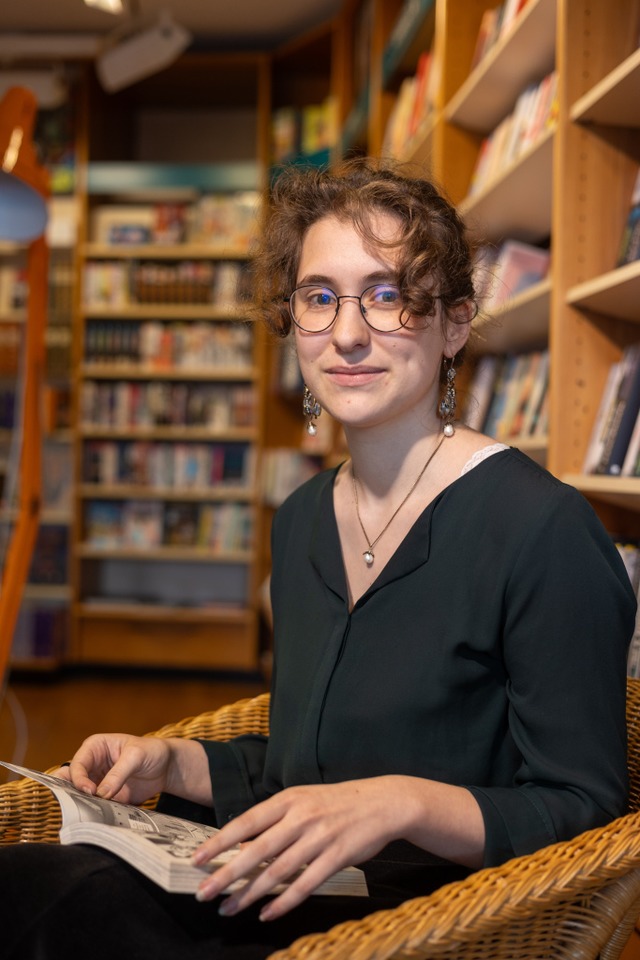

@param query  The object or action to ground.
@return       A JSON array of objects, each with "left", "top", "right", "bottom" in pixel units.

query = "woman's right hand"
[{"left": 55, "top": 734, "right": 180, "bottom": 805}]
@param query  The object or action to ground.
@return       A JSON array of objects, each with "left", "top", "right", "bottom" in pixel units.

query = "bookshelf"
[
  {"left": 331, "top": 0, "right": 640, "bottom": 527},
  {"left": 67, "top": 54, "right": 269, "bottom": 672}
]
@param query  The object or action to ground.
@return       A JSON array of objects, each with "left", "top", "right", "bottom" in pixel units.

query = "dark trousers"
[{"left": 1, "top": 842, "right": 470, "bottom": 959}]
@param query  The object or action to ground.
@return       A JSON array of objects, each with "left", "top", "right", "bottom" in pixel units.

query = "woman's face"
[{"left": 292, "top": 213, "right": 469, "bottom": 436}]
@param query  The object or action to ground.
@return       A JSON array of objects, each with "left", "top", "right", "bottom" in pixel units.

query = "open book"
[{"left": 1, "top": 762, "right": 368, "bottom": 897}]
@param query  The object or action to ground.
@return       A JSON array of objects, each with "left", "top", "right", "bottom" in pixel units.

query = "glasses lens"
[
  {"left": 361, "top": 284, "right": 404, "bottom": 331},
  {"left": 290, "top": 286, "right": 338, "bottom": 331}
]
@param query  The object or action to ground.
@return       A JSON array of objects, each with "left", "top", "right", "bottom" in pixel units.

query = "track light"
[
  {"left": 84, "top": 0, "right": 125, "bottom": 13},
  {"left": 96, "top": 10, "right": 192, "bottom": 92}
]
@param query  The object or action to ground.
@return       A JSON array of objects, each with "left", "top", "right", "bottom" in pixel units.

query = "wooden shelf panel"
[
  {"left": 460, "top": 127, "right": 555, "bottom": 243},
  {"left": 76, "top": 545, "right": 254, "bottom": 562},
  {"left": 80, "top": 364, "right": 258, "bottom": 381},
  {"left": 84, "top": 243, "right": 250, "bottom": 260},
  {"left": 570, "top": 48, "right": 640, "bottom": 128},
  {"left": 445, "top": 0, "right": 556, "bottom": 134},
  {"left": 474, "top": 278, "right": 551, "bottom": 354},
  {"left": 82, "top": 304, "right": 249, "bottom": 320},
  {"left": 567, "top": 260, "right": 640, "bottom": 323},
  {"left": 23, "top": 585, "right": 72, "bottom": 602},
  {"left": 78, "top": 484, "right": 256, "bottom": 502},
  {"left": 78, "top": 602, "right": 251, "bottom": 623},
  {"left": 78, "top": 426, "right": 257, "bottom": 441},
  {"left": 563, "top": 474, "right": 640, "bottom": 511}
]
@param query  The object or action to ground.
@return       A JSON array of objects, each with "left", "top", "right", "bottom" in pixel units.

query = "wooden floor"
[{"left": 0, "top": 666, "right": 267, "bottom": 783}]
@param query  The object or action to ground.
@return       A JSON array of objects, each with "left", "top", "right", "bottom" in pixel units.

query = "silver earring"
[
  {"left": 303, "top": 385, "right": 322, "bottom": 436},
  {"left": 439, "top": 357, "right": 457, "bottom": 437}
]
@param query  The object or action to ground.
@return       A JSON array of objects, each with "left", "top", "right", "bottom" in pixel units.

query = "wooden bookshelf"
[{"left": 66, "top": 54, "right": 269, "bottom": 672}]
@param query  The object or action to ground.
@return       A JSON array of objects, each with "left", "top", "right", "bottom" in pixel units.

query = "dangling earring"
[
  {"left": 439, "top": 356, "right": 457, "bottom": 437},
  {"left": 303, "top": 385, "right": 322, "bottom": 436}
]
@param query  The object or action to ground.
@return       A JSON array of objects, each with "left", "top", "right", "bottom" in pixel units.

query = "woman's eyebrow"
[{"left": 296, "top": 270, "right": 397, "bottom": 287}]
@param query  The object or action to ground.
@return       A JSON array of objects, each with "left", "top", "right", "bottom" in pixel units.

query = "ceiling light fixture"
[
  {"left": 96, "top": 10, "right": 192, "bottom": 92},
  {"left": 84, "top": 0, "right": 125, "bottom": 13}
]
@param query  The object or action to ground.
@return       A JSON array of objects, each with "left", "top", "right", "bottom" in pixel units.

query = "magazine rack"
[{"left": 3, "top": 681, "right": 640, "bottom": 960}]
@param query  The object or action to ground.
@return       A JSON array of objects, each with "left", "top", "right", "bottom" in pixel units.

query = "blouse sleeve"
[
  {"left": 467, "top": 485, "right": 636, "bottom": 866},
  {"left": 155, "top": 736, "right": 271, "bottom": 827}
]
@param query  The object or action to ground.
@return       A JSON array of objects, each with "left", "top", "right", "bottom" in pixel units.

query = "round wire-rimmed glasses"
[{"left": 285, "top": 283, "right": 432, "bottom": 333}]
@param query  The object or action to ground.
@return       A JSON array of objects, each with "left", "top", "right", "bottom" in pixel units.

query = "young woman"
[{"left": 3, "top": 158, "right": 635, "bottom": 958}]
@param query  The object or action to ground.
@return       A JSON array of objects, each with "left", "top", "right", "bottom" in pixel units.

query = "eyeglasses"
[{"left": 285, "top": 283, "right": 428, "bottom": 333}]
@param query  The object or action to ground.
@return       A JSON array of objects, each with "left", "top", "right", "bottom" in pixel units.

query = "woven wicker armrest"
[
  {"left": 270, "top": 810, "right": 640, "bottom": 960},
  {"left": 0, "top": 692, "right": 270, "bottom": 847}
]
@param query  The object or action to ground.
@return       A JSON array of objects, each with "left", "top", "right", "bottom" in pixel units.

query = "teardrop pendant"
[{"left": 363, "top": 551, "right": 374, "bottom": 566}]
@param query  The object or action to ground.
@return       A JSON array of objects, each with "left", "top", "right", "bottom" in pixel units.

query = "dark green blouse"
[{"left": 196, "top": 449, "right": 636, "bottom": 870}]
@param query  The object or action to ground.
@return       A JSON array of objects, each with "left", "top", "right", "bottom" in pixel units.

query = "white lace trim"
[{"left": 460, "top": 443, "right": 509, "bottom": 476}]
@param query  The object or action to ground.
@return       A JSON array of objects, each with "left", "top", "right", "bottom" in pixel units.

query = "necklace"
[{"left": 351, "top": 433, "right": 446, "bottom": 567}]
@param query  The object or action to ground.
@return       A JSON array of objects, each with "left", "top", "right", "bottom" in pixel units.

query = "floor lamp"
[{"left": 0, "top": 87, "right": 50, "bottom": 683}]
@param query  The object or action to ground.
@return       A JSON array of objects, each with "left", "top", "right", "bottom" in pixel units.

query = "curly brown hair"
[{"left": 250, "top": 156, "right": 478, "bottom": 346}]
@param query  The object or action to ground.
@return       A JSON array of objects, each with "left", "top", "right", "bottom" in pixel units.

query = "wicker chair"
[{"left": 3, "top": 681, "right": 640, "bottom": 960}]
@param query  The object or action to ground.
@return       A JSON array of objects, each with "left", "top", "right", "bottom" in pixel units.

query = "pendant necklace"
[{"left": 351, "top": 433, "right": 446, "bottom": 567}]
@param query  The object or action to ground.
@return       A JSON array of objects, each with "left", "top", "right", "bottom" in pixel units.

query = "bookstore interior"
[
  {"left": 0, "top": 0, "right": 639, "bottom": 682},
  {"left": 3, "top": 0, "right": 640, "bottom": 955}
]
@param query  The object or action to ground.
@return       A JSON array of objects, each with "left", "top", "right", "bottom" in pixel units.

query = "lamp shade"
[{"left": 0, "top": 86, "right": 49, "bottom": 242}]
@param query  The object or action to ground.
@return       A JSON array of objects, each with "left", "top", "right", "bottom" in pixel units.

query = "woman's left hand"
[{"left": 192, "top": 777, "right": 399, "bottom": 921}]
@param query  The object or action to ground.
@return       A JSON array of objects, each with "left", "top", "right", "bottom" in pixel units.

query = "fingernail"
[
  {"left": 218, "top": 899, "right": 237, "bottom": 917},
  {"left": 259, "top": 906, "right": 273, "bottom": 922},
  {"left": 195, "top": 885, "right": 213, "bottom": 903}
]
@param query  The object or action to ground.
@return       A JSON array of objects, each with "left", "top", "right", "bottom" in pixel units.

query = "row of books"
[
  {"left": 46, "top": 325, "right": 73, "bottom": 380},
  {"left": 84, "top": 499, "right": 253, "bottom": 552},
  {"left": 90, "top": 192, "right": 261, "bottom": 253},
  {"left": 82, "top": 260, "right": 249, "bottom": 309},
  {"left": 84, "top": 321, "right": 253, "bottom": 370},
  {"left": 11, "top": 605, "right": 68, "bottom": 663},
  {"left": 28, "top": 524, "right": 69, "bottom": 585},
  {"left": 83, "top": 441, "right": 254, "bottom": 490},
  {"left": 617, "top": 168, "right": 640, "bottom": 267},
  {"left": 0, "top": 264, "right": 27, "bottom": 316},
  {"left": 583, "top": 343, "right": 640, "bottom": 477},
  {"left": 475, "top": 239, "right": 551, "bottom": 312},
  {"left": 615, "top": 540, "right": 640, "bottom": 677},
  {"left": 80, "top": 381, "right": 256, "bottom": 431},
  {"left": 271, "top": 97, "right": 338, "bottom": 163},
  {"left": 463, "top": 350, "right": 549, "bottom": 442},
  {"left": 469, "top": 70, "right": 558, "bottom": 197},
  {"left": 0, "top": 387, "right": 16, "bottom": 429},
  {"left": 470, "top": 0, "right": 533, "bottom": 70},
  {"left": 382, "top": 47, "right": 439, "bottom": 159}
]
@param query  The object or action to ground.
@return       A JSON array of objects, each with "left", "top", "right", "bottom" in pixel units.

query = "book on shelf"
[
  {"left": 0, "top": 763, "right": 368, "bottom": 898},
  {"left": 477, "top": 239, "right": 550, "bottom": 312},
  {"left": 90, "top": 194, "right": 261, "bottom": 254},
  {"left": 469, "top": 70, "right": 557, "bottom": 197},
  {"left": 80, "top": 381, "right": 256, "bottom": 431},
  {"left": 122, "top": 501, "right": 164, "bottom": 548},
  {"left": 381, "top": 46, "right": 437, "bottom": 159},
  {"left": 42, "top": 439, "right": 73, "bottom": 511},
  {"left": 617, "top": 168, "right": 640, "bottom": 267},
  {"left": 28, "top": 525, "right": 69, "bottom": 586},
  {"left": 583, "top": 344, "right": 640, "bottom": 476},
  {"left": 83, "top": 440, "right": 252, "bottom": 490},
  {"left": 11, "top": 606, "right": 68, "bottom": 662},
  {"left": 615, "top": 540, "right": 640, "bottom": 678},
  {"left": 465, "top": 350, "right": 549, "bottom": 443},
  {"left": 470, "top": 0, "right": 532, "bottom": 69}
]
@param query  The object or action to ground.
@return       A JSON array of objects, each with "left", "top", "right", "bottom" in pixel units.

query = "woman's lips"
[{"left": 325, "top": 366, "right": 383, "bottom": 386}]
